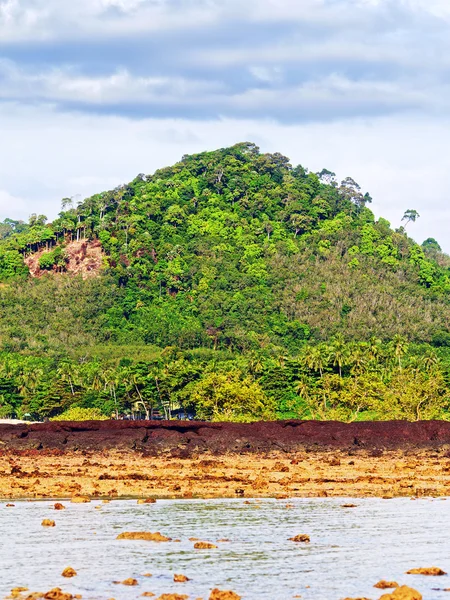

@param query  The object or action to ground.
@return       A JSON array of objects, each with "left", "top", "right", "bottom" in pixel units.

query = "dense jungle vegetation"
[{"left": 0, "top": 142, "right": 449, "bottom": 422}]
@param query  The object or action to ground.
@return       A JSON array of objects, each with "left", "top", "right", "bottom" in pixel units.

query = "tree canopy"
[{"left": 0, "top": 142, "right": 449, "bottom": 422}]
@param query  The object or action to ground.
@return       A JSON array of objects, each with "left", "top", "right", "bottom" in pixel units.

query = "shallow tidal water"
[{"left": 1, "top": 497, "right": 450, "bottom": 600}]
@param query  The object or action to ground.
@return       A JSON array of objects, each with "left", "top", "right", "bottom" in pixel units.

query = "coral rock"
[
  {"left": 120, "top": 579, "right": 138, "bottom": 586},
  {"left": 379, "top": 585, "right": 422, "bottom": 600},
  {"left": 406, "top": 567, "right": 446, "bottom": 576},
  {"left": 209, "top": 589, "right": 241, "bottom": 600},
  {"left": 374, "top": 581, "right": 399, "bottom": 589},
  {"left": 174, "top": 574, "right": 190, "bottom": 582},
  {"left": 42, "top": 519, "right": 56, "bottom": 527},
  {"left": 289, "top": 534, "right": 310, "bottom": 543},
  {"left": 61, "top": 568, "right": 77, "bottom": 578},
  {"left": 43, "top": 588, "right": 74, "bottom": 600},
  {"left": 117, "top": 531, "right": 171, "bottom": 542}
]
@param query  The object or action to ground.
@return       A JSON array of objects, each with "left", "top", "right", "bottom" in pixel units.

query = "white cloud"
[{"left": 0, "top": 103, "right": 449, "bottom": 252}]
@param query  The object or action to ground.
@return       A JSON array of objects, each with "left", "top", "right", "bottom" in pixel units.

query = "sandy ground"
[{"left": 1, "top": 449, "right": 449, "bottom": 500}]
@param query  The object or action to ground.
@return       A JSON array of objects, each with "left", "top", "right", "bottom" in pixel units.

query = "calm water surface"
[{"left": 1, "top": 497, "right": 449, "bottom": 599}]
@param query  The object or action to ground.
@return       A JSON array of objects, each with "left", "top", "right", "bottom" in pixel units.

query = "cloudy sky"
[{"left": 1, "top": 0, "right": 449, "bottom": 249}]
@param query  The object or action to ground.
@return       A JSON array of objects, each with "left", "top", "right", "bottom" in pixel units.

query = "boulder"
[
  {"left": 194, "top": 541, "right": 218, "bottom": 549},
  {"left": 54, "top": 503, "right": 66, "bottom": 510},
  {"left": 61, "top": 568, "right": 77, "bottom": 578},
  {"left": 173, "top": 575, "right": 190, "bottom": 582}
]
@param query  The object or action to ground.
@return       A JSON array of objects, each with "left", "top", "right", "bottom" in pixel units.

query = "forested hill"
[{"left": 0, "top": 142, "right": 449, "bottom": 422}]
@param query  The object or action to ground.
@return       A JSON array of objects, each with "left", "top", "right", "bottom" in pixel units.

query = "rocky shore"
[{"left": 1, "top": 420, "right": 450, "bottom": 499}]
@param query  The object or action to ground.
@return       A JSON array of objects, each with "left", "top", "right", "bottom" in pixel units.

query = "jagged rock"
[
  {"left": 61, "top": 568, "right": 77, "bottom": 578},
  {"left": 173, "top": 574, "right": 190, "bottom": 582},
  {"left": 117, "top": 531, "right": 171, "bottom": 542},
  {"left": 209, "top": 589, "right": 241, "bottom": 600},
  {"left": 406, "top": 567, "right": 446, "bottom": 576},
  {"left": 289, "top": 534, "right": 310, "bottom": 543},
  {"left": 374, "top": 581, "right": 399, "bottom": 589},
  {"left": 194, "top": 541, "right": 217, "bottom": 549},
  {"left": 379, "top": 585, "right": 422, "bottom": 599},
  {"left": 54, "top": 503, "right": 66, "bottom": 510},
  {"left": 41, "top": 519, "right": 56, "bottom": 527}
]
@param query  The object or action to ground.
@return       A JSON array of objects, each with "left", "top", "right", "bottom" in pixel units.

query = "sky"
[{"left": 1, "top": 0, "right": 449, "bottom": 249}]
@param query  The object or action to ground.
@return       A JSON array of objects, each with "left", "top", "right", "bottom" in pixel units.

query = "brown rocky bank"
[{"left": 2, "top": 420, "right": 450, "bottom": 499}]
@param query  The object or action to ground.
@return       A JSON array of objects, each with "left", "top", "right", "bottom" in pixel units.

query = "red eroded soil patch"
[{"left": 24, "top": 239, "right": 103, "bottom": 279}]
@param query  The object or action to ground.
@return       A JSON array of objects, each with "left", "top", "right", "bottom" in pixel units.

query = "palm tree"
[
  {"left": 329, "top": 335, "right": 349, "bottom": 378},
  {"left": 389, "top": 334, "right": 409, "bottom": 370},
  {"left": 420, "top": 351, "right": 439, "bottom": 373},
  {"left": 302, "top": 345, "right": 325, "bottom": 378}
]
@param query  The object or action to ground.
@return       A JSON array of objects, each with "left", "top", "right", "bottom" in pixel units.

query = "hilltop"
[{"left": 0, "top": 142, "right": 449, "bottom": 422}]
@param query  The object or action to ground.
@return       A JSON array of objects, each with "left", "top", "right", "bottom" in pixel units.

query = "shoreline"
[
  {"left": 2, "top": 420, "right": 450, "bottom": 500},
  {"left": 1, "top": 448, "right": 450, "bottom": 500}
]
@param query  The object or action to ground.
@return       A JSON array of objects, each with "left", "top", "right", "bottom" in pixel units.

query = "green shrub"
[{"left": 50, "top": 406, "right": 108, "bottom": 421}]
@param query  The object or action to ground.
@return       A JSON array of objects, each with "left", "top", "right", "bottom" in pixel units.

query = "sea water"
[{"left": 1, "top": 497, "right": 449, "bottom": 599}]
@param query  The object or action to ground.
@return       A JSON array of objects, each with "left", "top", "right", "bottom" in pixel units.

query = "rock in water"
[
  {"left": 406, "top": 567, "right": 446, "bottom": 576},
  {"left": 289, "top": 534, "right": 310, "bottom": 543},
  {"left": 379, "top": 585, "right": 422, "bottom": 600},
  {"left": 193, "top": 541, "right": 217, "bottom": 549},
  {"left": 61, "top": 567, "right": 77, "bottom": 578},
  {"left": 374, "top": 581, "right": 399, "bottom": 589},
  {"left": 173, "top": 574, "right": 190, "bottom": 582},
  {"left": 209, "top": 590, "right": 241, "bottom": 600},
  {"left": 120, "top": 579, "right": 138, "bottom": 586},
  {"left": 71, "top": 496, "right": 91, "bottom": 503},
  {"left": 117, "top": 531, "right": 171, "bottom": 542},
  {"left": 41, "top": 519, "right": 56, "bottom": 527}
]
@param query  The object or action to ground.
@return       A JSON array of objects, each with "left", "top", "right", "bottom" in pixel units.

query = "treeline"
[
  {"left": 1, "top": 337, "right": 449, "bottom": 422},
  {"left": 0, "top": 142, "right": 449, "bottom": 421}
]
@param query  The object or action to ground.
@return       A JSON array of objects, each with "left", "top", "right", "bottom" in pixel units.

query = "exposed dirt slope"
[{"left": 24, "top": 239, "right": 103, "bottom": 279}]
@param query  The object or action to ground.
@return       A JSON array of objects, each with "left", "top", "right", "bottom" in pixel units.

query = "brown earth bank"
[{"left": 2, "top": 420, "right": 450, "bottom": 499}]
